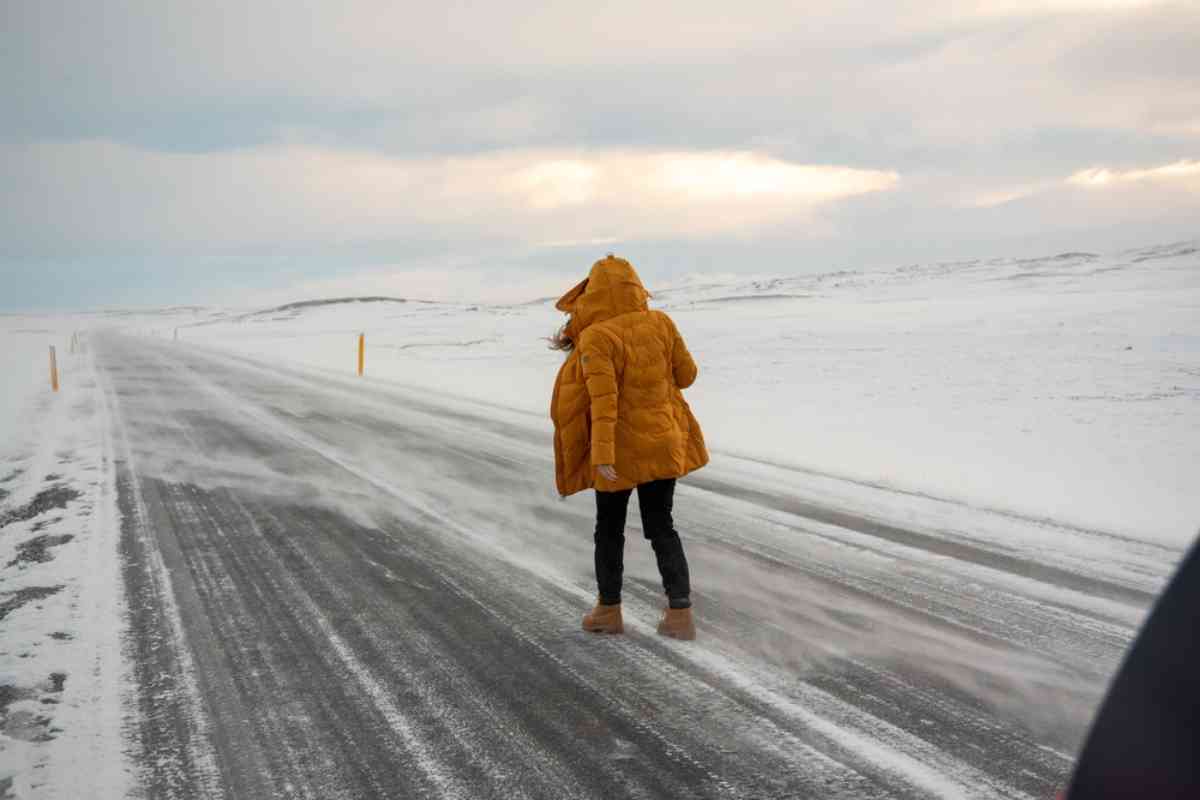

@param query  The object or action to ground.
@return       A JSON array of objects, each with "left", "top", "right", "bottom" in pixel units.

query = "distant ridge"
[
  {"left": 179, "top": 295, "right": 440, "bottom": 328},
  {"left": 271, "top": 296, "right": 432, "bottom": 313}
]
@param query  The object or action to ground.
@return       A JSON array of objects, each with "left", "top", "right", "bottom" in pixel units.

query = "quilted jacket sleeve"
[
  {"left": 579, "top": 329, "right": 619, "bottom": 466},
  {"left": 667, "top": 315, "right": 698, "bottom": 389}
]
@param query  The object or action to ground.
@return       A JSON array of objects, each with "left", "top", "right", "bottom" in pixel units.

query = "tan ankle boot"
[
  {"left": 582, "top": 601, "right": 624, "bottom": 634},
  {"left": 657, "top": 607, "right": 696, "bottom": 640}
]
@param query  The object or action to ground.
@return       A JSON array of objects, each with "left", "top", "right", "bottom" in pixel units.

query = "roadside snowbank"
[
  {"left": 0, "top": 327, "right": 130, "bottom": 799},
  {"left": 0, "top": 321, "right": 72, "bottom": 454}
]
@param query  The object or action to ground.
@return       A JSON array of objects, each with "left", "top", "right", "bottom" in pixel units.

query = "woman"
[{"left": 549, "top": 254, "right": 709, "bottom": 640}]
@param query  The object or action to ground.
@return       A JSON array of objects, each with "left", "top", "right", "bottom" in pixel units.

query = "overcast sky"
[{"left": 2, "top": 1, "right": 1197, "bottom": 310}]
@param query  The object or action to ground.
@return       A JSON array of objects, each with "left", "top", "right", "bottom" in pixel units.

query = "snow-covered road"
[{"left": 92, "top": 330, "right": 1178, "bottom": 800}]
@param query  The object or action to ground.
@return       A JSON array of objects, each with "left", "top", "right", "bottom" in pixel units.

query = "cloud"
[
  {"left": 946, "top": 156, "right": 1199, "bottom": 209},
  {"left": 1066, "top": 159, "right": 1200, "bottom": 188},
  {"left": 961, "top": 186, "right": 1047, "bottom": 209},
  {"left": 8, "top": 1, "right": 1195, "bottom": 167},
  {"left": 502, "top": 151, "right": 899, "bottom": 240},
  {"left": 0, "top": 141, "right": 898, "bottom": 252},
  {"left": 976, "top": 0, "right": 1158, "bottom": 12}
]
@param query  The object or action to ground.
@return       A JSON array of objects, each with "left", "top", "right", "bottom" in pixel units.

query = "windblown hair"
[{"left": 547, "top": 319, "right": 575, "bottom": 352}]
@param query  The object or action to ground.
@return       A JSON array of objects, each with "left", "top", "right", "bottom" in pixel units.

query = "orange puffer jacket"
[{"left": 551, "top": 255, "right": 709, "bottom": 496}]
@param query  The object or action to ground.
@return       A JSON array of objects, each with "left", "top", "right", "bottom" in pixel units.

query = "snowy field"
[
  {"left": 173, "top": 239, "right": 1200, "bottom": 547},
  {"left": 1, "top": 239, "right": 1197, "bottom": 797}
]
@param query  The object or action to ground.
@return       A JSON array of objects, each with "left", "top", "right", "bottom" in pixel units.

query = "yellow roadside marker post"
[
  {"left": 50, "top": 346, "right": 59, "bottom": 392},
  {"left": 358, "top": 333, "right": 365, "bottom": 376}
]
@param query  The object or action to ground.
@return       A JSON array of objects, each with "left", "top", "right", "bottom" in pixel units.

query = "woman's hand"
[{"left": 597, "top": 464, "right": 619, "bottom": 482}]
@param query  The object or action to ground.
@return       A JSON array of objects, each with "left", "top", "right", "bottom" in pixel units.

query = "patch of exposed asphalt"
[
  {"left": 48, "top": 631, "right": 73, "bottom": 641},
  {"left": 0, "top": 585, "right": 64, "bottom": 621},
  {"left": 7, "top": 534, "right": 75, "bottom": 568},
  {"left": 0, "top": 486, "right": 81, "bottom": 531}
]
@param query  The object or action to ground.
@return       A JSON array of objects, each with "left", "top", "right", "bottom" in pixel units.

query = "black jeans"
[{"left": 594, "top": 478, "right": 692, "bottom": 608}]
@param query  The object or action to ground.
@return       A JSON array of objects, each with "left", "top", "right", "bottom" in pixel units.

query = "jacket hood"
[{"left": 556, "top": 255, "right": 650, "bottom": 340}]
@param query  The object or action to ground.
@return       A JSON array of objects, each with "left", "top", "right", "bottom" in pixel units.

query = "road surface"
[{"left": 92, "top": 332, "right": 1171, "bottom": 799}]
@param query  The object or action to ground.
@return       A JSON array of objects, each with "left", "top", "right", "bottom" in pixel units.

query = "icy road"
[{"left": 92, "top": 331, "right": 1176, "bottom": 800}]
